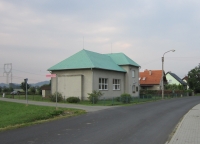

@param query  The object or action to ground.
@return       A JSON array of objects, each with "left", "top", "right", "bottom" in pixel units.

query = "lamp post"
[{"left": 162, "top": 50, "right": 175, "bottom": 99}]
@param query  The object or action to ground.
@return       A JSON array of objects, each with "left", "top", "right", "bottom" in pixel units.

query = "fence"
[{"left": 0, "top": 91, "right": 193, "bottom": 106}]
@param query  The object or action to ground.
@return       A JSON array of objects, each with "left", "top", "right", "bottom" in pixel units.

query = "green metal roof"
[
  {"left": 48, "top": 49, "right": 126, "bottom": 72},
  {"left": 107, "top": 53, "right": 140, "bottom": 67}
]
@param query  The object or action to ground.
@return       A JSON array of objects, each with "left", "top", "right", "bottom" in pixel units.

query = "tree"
[
  {"left": 3, "top": 86, "right": 9, "bottom": 92},
  {"left": 30, "top": 87, "right": 36, "bottom": 94},
  {"left": 20, "top": 82, "right": 30, "bottom": 92},
  {"left": 8, "top": 86, "right": 13, "bottom": 92},
  {"left": 187, "top": 65, "right": 200, "bottom": 93},
  {"left": 87, "top": 90, "right": 103, "bottom": 104},
  {"left": 165, "top": 84, "right": 184, "bottom": 90},
  {"left": 0, "top": 86, "right": 2, "bottom": 93}
]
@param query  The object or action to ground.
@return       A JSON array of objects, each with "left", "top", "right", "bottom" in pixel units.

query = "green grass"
[
  {"left": 4, "top": 94, "right": 51, "bottom": 102},
  {"left": 0, "top": 101, "right": 86, "bottom": 131}
]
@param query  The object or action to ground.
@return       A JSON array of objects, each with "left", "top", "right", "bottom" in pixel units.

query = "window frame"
[
  {"left": 132, "top": 70, "right": 135, "bottom": 77},
  {"left": 99, "top": 78, "right": 108, "bottom": 90},
  {"left": 113, "top": 79, "right": 120, "bottom": 90}
]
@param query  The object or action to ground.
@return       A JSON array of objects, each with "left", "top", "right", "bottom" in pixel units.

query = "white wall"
[
  {"left": 121, "top": 65, "right": 140, "bottom": 97},
  {"left": 51, "top": 69, "right": 92, "bottom": 100},
  {"left": 51, "top": 66, "right": 140, "bottom": 100},
  {"left": 166, "top": 74, "right": 181, "bottom": 85},
  {"left": 93, "top": 69, "right": 125, "bottom": 98}
]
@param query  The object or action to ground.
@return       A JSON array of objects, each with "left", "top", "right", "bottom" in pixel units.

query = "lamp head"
[{"left": 171, "top": 49, "right": 175, "bottom": 52}]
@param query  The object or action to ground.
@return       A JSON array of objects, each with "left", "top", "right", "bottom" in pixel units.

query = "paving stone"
[{"left": 168, "top": 104, "right": 200, "bottom": 144}]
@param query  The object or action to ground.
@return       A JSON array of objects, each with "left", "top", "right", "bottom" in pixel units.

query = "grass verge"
[{"left": 0, "top": 101, "right": 86, "bottom": 131}]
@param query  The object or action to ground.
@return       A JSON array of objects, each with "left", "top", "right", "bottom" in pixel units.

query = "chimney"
[{"left": 149, "top": 70, "right": 152, "bottom": 75}]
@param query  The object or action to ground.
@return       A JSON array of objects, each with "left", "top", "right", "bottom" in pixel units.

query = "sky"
[{"left": 1, "top": 0, "right": 200, "bottom": 84}]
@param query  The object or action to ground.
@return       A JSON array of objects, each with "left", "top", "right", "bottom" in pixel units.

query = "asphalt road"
[{"left": 1, "top": 96, "right": 200, "bottom": 144}]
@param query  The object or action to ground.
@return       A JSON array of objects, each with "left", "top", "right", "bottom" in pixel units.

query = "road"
[{"left": 0, "top": 96, "right": 200, "bottom": 144}]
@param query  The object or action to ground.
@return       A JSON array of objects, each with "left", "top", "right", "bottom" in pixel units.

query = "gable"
[{"left": 166, "top": 72, "right": 187, "bottom": 86}]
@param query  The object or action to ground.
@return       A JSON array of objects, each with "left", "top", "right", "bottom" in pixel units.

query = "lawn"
[
  {"left": 4, "top": 94, "right": 51, "bottom": 102},
  {"left": 0, "top": 101, "right": 86, "bottom": 131}
]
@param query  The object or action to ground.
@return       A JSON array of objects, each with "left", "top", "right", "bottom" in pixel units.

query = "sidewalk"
[
  {"left": 0, "top": 98, "right": 114, "bottom": 112},
  {"left": 167, "top": 104, "right": 200, "bottom": 144}
]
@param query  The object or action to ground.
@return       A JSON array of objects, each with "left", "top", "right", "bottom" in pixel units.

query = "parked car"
[{"left": 10, "top": 91, "right": 20, "bottom": 95}]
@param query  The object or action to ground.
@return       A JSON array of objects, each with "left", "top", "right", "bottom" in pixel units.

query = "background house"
[
  {"left": 48, "top": 49, "right": 140, "bottom": 100},
  {"left": 41, "top": 85, "right": 51, "bottom": 97},
  {"left": 182, "top": 76, "right": 189, "bottom": 89},
  {"left": 166, "top": 72, "right": 187, "bottom": 89},
  {"left": 139, "top": 69, "right": 167, "bottom": 90}
]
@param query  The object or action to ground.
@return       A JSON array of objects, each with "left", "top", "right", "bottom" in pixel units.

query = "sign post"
[
  {"left": 24, "top": 78, "right": 28, "bottom": 106},
  {"left": 46, "top": 74, "right": 57, "bottom": 109}
]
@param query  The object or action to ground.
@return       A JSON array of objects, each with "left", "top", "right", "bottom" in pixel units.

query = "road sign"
[{"left": 46, "top": 74, "right": 56, "bottom": 78}]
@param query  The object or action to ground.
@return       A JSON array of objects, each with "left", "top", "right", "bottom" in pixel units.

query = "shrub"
[
  {"left": 66, "top": 97, "right": 80, "bottom": 103},
  {"left": 49, "top": 92, "right": 63, "bottom": 102},
  {"left": 115, "top": 97, "right": 120, "bottom": 102},
  {"left": 87, "top": 90, "right": 103, "bottom": 104},
  {"left": 120, "top": 93, "right": 131, "bottom": 103},
  {"left": 139, "top": 94, "right": 152, "bottom": 99}
]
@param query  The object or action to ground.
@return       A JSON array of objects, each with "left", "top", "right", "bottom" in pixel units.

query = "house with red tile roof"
[{"left": 139, "top": 69, "right": 167, "bottom": 90}]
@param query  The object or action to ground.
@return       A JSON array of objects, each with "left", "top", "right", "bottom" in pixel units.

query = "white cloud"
[{"left": 1, "top": 0, "right": 200, "bottom": 83}]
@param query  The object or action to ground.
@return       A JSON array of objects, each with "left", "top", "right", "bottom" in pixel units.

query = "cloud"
[{"left": 1, "top": 0, "right": 200, "bottom": 83}]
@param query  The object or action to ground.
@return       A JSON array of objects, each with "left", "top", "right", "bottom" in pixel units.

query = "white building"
[{"left": 48, "top": 49, "right": 140, "bottom": 100}]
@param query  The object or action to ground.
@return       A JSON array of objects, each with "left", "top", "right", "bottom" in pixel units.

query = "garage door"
[{"left": 58, "top": 75, "right": 82, "bottom": 99}]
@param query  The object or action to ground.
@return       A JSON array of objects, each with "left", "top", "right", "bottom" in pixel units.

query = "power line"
[
  {"left": 0, "top": 75, "right": 49, "bottom": 83},
  {"left": 12, "top": 69, "right": 46, "bottom": 76}
]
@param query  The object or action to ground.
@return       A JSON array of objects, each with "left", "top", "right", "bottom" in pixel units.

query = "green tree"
[
  {"left": 0, "top": 86, "right": 2, "bottom": 93},
  {"left": 8, "top": 86, "right": 14, "bottom": 92},
  {"left": 87, "top": 90, "right": 103, "bottom": 104},
  {"left": 165, "top": 84, "right": 184, "bottom": 90},
  {"left": 188, "top": 65, "right": 200, "bottom": 93},
  {"left": 20, "top": 82, "right": 30, "bottom": 92},
  {"left": 30, "top": 87, "right": 36, "bottom": 94},
  {"left": 3, "top": 86, "right": 9, "bottom": 92}
]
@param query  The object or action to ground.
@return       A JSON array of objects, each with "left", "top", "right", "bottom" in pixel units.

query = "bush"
[
  {"left": 120, "top": 93, "right": 131, "bottom": 103},
  {"left": 87, "top": 90, "right": 103, "bottom": 104},
  {"left": 115, "top": 97, "right": 120, "bottom": 102},
  {"left": 66, "top": 97, "right": 80, "bottom": 103},
  {"left": 139, "top": 94, "right": 152, "bottom": 99},
  {"left": 49, "top": 92, "right": 63, "bottom": 102}
]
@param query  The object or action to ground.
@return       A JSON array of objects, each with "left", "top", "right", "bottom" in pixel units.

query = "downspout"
[
  {"left": 91, "top": 68, "right": 94, "bottom": 91},
  {"left": 124, "top": 72, "right": 126, "bottom": 94}
]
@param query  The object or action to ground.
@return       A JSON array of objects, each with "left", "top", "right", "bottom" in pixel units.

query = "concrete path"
[
  {"left": 167, "top": 104, "right": 200, "bottom": 144},
  {"left": 0, "top": 98, "right": 114, "bottom": 112}
]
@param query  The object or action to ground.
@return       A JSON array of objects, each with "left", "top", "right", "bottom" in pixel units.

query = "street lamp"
[{"left": 162, "top": 50, "right": 175, "bottom": 99}]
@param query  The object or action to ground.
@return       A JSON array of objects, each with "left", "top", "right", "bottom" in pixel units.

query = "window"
[
  {"left": 132, "top": 70, "right": 135, "bottom": 77},
  {"left": 136, "top": 86, "right": 138, "bottom": 92},
  {"left": 132, "top": 85, "right": 135, "bottom": 93},
  {"left": 113, "top": 79, "right": 120, "bottom": 90},
  {"left": 99, "top": 78, "right": 108, "bottom": 90}
]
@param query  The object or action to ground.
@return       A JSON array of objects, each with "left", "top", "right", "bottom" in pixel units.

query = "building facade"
[{"left": 48, "top": 49, "right": 140, "bottom": 100}]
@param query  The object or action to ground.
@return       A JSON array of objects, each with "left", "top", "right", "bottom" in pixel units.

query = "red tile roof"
[
  {"left": 139, "top": 70, "right": 163, "bottom": 85},
  {"left": 182, "top": 76, "right": 188, "bottom": 81}
]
